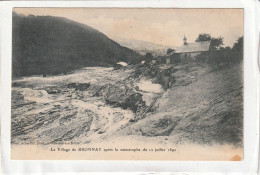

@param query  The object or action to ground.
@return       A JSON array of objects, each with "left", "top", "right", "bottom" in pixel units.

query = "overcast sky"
[{"left": 14, "top": 8, "right": 243, "bottom": 47}]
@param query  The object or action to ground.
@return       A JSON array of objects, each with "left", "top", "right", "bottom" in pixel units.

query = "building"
[
  {"left": 166, "top": 36, "right": 211, "bottom": 64},
  {"left": 113, "top": 62, "right": 128, "bottom": 70}
]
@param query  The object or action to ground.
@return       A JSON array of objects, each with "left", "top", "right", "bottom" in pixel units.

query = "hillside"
[
  {"left": 12, "top": 13, "right": 140, "bottom": 77},
  {"left": 113, "top": 37, "right": 171, "bottom": 56},
  {"left": 117, "top": 62, "right": 243, "bottom": 146}
]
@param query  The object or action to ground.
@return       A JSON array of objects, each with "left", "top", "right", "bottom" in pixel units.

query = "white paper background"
[{"left": 0, "top": 0, "right": 259, "bottom": 174}]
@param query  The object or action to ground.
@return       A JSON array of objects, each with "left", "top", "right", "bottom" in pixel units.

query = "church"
[{"left": 166, "top": 36, "right": 211, "bottom": 64}]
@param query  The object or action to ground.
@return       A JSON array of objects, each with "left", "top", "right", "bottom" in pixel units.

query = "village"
[
  {"left": 114, "top": 34, "right": 242, "bottom": 92},
  {"left": 116, "top": 33, "right": 242, "bottom": 69},
  {"left": 115, "top": 35, "right": 211, "bottom": 68}
]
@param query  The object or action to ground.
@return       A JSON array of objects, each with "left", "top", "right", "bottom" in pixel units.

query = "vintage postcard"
[{"left": 10, "top": 8, "right": 244, "bottom": 160}]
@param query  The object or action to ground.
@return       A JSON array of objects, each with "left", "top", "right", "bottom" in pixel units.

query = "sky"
[{"left": 13, "top": 8, "right": 243, "bottom": 47}]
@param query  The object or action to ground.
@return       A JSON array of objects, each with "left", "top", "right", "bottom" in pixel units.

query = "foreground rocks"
[
  {"left": 93, "top": 83, "right": 146, "bottom": 113},
  {"left": 133, "top": 62, "right": 209, "bottom": 90}
]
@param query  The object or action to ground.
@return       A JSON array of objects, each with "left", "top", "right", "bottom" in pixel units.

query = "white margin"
[{"left": 0, "top": 0, "right": 259, "bottom": 174}]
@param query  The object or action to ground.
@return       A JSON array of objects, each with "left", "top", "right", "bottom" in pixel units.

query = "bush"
[
  {"left": 196, "top": 36, "right": 243, "bottom": 68},
  {"left": 195, "top": 53, "right": 209, "bottom": 62},
  {"left": 231, "top": 36, "right": 243, "bottom": 62}
]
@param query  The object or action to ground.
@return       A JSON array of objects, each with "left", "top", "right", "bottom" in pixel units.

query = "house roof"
[
  {"left": 117, "top": 62, "right": 128, "bottom": 66},
  {"left": 171, "top": 41, "right": 211, "bottom": 54}
]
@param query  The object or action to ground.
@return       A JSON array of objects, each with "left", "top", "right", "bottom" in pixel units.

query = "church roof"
[{"left": 173, "top": 41, "right": 211, "bottom": 54}]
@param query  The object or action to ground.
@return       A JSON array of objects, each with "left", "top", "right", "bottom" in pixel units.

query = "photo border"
[{"left": 1, "top": 0, "right": 258, "bottom": 174}]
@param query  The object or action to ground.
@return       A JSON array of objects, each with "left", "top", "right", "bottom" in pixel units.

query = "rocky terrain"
[
  {"left": 118, "top": 62, "right": 243, "bottom": 146},
  {"left": 11, "top": 62, "right": 243, "bottom": 147}
]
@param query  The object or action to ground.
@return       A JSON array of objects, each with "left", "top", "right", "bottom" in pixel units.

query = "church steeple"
[{"left": 183, "top": 35, "right": 188, "bottom": 45}]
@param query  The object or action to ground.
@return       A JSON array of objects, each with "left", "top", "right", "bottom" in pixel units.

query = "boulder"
[{"left": 95, "top": 83, "right": 146, "bottom": 113}]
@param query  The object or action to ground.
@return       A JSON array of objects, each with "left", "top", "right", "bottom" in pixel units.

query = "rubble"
[
  {"left": 66, "top": 83, "right": 91, "bottom": 91},
  {"left": 11, "top": 61, "right": 243, "bottom": 146}
]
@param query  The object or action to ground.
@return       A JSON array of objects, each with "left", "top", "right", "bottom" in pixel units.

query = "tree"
[
  {"left": 195, "top": 33, "right": 212, "bottom": 42},
  {"left": 213, "top": 46, "right": 232, "bottom": 66},
  {"left": 196, "top": 33, "right": 223, "bottom": 49},
  {"left": 231, "top": 36, "right": 243, "bottom": 62},
  {"left": 167, "top": 48, "right": 175, "bottom": 55},
  {"left": 196, "top": 34, "right": 243, "bottom": 67},
  {"left": 195, "top": 33, "right": 224, "bottom": 66},
  {"left": 210, "top": 37, "right": 224, "bottom": 50},
  {"left": 232, "top": 36, "right": 243, "bottom": 51}
]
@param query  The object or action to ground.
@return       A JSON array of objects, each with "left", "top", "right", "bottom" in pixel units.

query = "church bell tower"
[{"left": 183, "top": 35, "right": 188, "bottom": 45}]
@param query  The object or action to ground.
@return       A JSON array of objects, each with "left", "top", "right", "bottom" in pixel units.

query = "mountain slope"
[
  {"left": 117, "top": 62, "right": 243, "bottom": 146},
  {"left": 113, "top": 37, "right": 171, "bottom": 56},
  {"left": 12, "top": 13, "right": 140, "bottom": 77}
]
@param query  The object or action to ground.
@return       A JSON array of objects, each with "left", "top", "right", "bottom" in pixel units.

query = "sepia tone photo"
[{"left": 11, "top": 8, "right": 243, "bottom": 160}]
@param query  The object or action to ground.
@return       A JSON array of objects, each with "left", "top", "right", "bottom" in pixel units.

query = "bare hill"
[
  {"left": 113, "top": 37, "right": 171, "bottom": 56},
  {"left": 12, "top": 13, "right": 140, "bottom": 77}
]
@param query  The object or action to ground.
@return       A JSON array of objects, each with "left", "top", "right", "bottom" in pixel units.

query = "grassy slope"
[
  {"left": 12, "top": 13, "right": 140, "bottom": 77},
  {"left": 118, "top": 62, "right": 243, "bottom": 146}
]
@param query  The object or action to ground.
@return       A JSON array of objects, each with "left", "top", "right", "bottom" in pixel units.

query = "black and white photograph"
[{"left": 10, "top": 8, "right": 244, "bottom": 160}]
